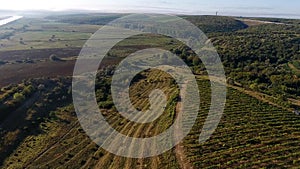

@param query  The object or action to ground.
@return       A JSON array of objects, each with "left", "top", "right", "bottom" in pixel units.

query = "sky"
[{"left": 1, "top": 0, "right": 300, "bottom": 18}]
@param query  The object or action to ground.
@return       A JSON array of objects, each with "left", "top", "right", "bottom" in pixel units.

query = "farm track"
[
  {"left": 230, "top": 84, "right": 293, "bottom": 112},
  {"left": 174, "top": 81, "right": 194, "bottom": 169},
  {"left": 197, "top": 75, "right": 293, "bottom": 112}
]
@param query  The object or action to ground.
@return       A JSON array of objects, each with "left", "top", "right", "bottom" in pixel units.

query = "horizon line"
[{"left": 0, "top": 9, "right": 300, "bottom": 20}]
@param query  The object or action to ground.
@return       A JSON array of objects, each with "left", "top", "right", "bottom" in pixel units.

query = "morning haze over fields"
[
  {"left": 1, "top": 0, "right": 300, "bottom": 18},
  {"left": 0, "top": 0, "right": 299, "bottom": 169}
]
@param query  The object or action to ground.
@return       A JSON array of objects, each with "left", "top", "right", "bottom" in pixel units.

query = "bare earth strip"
[{"left": 174, "top": 81, "right": 194, "bottom": 169}]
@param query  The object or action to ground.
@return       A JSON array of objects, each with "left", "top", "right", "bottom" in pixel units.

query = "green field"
[{"left": 0, "top": 18, "right": 100, "bottom": 51}]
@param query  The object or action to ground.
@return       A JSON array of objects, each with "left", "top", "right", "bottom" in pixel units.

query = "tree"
[
  {"left": 13, "top": 93, "right": 25, "bottom": 102},
  {"left": 49, "top": 54, "right": 62, "bottom": 62},
  {"left": 249, "top": 83, "right": 258, "bottom": 91},
  {"left": 0, "top": 60, "right": 6, "bottom": 65},
  {"left": 22, "top": 85, "right": 35, "bottom": 96},
  {"left": 192, "top": 57, "right": 200, "bottom": 66}
]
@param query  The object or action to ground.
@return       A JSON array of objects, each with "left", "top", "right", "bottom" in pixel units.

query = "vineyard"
[
  {"left": 0, "top": 69, "right": 299, "bottom": 168},
  {"left": 184, "top": 79, "right": 300, "bottom": 168}
]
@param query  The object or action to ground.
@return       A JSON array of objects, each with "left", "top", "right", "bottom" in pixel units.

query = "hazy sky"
[{"left": 1, "top": 0, "right": 300, "bottom": 18}]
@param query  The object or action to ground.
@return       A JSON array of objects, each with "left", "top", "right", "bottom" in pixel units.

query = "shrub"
[
  {"left": 49, "top": 54, "right": 62, "bottom": 62},
  {"left": 22, "top": 85, "right": 35, "bottom": 96},
  {"left": 99, "top": 101, "right": 114, "bottom": 109},
  {"left": 0, "top": 60, "right": 6, "bottom": 65},
  {"left": 13, "top": 93, "right": 25, "bottom": 102}
]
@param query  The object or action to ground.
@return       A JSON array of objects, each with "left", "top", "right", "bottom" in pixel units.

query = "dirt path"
[
  {"left": 196, "top": 75, "right": 293, "bottom": 112},
  {"left": 288, "top": 63, "right": 300, "bottom": 75},
  {"left": 174, "top": 81, "right": 193, "bottom": 169},
  {"left": 236, "top": 18, "right": 288, "bottom": 26},
  {"left": 229, "top": 85, "right": 293, "bottom": 112}
]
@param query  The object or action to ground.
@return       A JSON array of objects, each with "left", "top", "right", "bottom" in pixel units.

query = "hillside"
[
  {"left": 0, "top": 13, "right": 300, "bottom": 168},
  {"left": 46, "top": 14, "right": 248, "bottom": 34},
  {"left": 183, "top": 15, "right": 248, "bottom": 33},
  {"left": 0, "top": 71, "right": 299, "bottom": 168}
]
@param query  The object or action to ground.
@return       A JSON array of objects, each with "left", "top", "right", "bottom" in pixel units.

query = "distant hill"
[
  {"left": 45, "top": 13, "right": 124, "bottom": 25},
  {"left": 46, "top": 14, "right": 248, "bottom": 33},
  {"left": 182, "top": 15, "right": 248, "bottom": 33}
]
